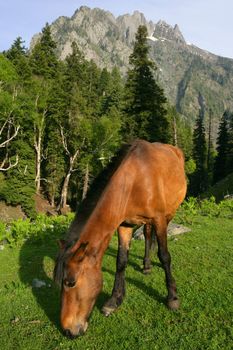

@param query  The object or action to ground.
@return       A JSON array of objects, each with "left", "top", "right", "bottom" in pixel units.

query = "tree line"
[
  {"left": 0, "top": 24, "right": 232, "bottom": 217},
  {"left": 191, "top": 103, "right": 233, "bottom": 196}
]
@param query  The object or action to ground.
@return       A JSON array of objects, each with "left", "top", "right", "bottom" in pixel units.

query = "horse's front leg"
[
  {"left": 153, "top": 216, "right": 180, "bottom": 310},
  {"left": 102, "top": 225, "right": 133, "bottom": 316}
]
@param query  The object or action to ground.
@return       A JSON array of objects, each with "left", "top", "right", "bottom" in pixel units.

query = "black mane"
[{"left": 76, "top": 142, "right": 131, "bottom": 222}]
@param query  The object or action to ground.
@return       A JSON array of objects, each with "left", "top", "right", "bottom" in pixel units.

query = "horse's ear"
[
  {"left": 73, "top": 242, "right": 89, "bottom": 262},
  {"left": 58, "top": 239, "right": 66, "bottom": 249}
]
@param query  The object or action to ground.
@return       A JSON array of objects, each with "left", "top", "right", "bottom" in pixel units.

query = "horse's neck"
[{"left": 79, "top": 171, "right": 132, "bottom": 253}]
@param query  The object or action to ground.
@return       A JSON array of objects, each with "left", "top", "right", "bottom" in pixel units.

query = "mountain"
[{"left": 31, "top": 6, "right": 233, "bottom": 137}]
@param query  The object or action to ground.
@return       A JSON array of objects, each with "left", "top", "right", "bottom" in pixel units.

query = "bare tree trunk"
[
  {"left": 82, "top": 163, "right": 89, "bottom": 200},
  {"left": 58, "top": 126, "right": 81, "bottom": 211},
  {"left": 173, "top": 113, "right": 178, "bottom": 146},
  {"left": 50, "top": 194, "right": 55, "bottom": 208},
  {"left": 34, "top": 96, "right": 46, "bottom": 194},
  {"left": 0, "top": 116, "right": 20, "bottom": 171},
  {"left": 34, "top": 125, "right": 42, "bottom": 194},
  {"left": 59, "top": 171, "right": 72, "bottom": 209}
]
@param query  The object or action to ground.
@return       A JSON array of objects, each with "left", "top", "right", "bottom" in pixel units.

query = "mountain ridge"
[{"left": 31, "top": 6, "right": 233, "bottom": 138}]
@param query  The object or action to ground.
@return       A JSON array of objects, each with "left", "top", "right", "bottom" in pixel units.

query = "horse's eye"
[{"left": 63, "top": 279, "right": 76, "bottom": 288}]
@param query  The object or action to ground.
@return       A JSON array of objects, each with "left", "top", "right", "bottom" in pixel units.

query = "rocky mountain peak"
[
  {"left": 132, "top": 10, "right": 146, "bottom": 22},
  {"left": 117, "top": 11, "right": 154, "bottom": 44},
  {"left": 30, "top": 6, "right": 233, "bottom": 130},
  {"left": 173, "top": 24, "right": 186, "bottom": 43},
  {"left": 153, "top": 20, "right": 186, "bottom": 44}
]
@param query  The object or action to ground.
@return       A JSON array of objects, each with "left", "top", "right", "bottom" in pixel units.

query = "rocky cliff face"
[{"left": 31, "top": 6, "right": 233, "bottom": 134}]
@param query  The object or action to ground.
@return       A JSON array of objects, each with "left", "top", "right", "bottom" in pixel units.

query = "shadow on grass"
[
  {"left": 101, "top": 245, "right": 165, "bottom": 309},
  {"left": 18, "top": 233, "right": 163, "bottom": 331},
  {"left": 18, "top": 236, "right": 61, "bottom": 329},
  {"left": 102, "top": 266, "right": 166, "bottom": 306},
  {"left": 105, "top": 245, "right": 161, "bottom": 273}
]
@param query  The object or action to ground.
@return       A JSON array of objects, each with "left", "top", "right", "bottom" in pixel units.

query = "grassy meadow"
[{"left": 0, "top": 205, "right": 232, "bottom": 349}]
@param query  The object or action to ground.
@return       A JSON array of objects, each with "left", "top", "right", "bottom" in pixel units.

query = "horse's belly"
[{"left": 123, "top": 215, "right": 153, "bottom": 226}]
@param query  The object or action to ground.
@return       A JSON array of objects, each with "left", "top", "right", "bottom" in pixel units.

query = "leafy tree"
[
  {"left": 0, "top": 56, "right": 20, "bottom": 173},
  {"left": 123, "top": 25, "right": 169, "bottom": 142},
  {"left": 0, "top": 88, "right": 36, "bottom": 217},
  {"left": 0, "top": 54, "right": 18, "bottom": 85},
  {"left": 0, "top": 91, "right": 20, "bottom": 172}
]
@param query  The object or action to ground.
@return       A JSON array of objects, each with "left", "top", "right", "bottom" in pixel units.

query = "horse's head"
[{"left": 54, "top": 240, "right": 102, "bottom": 338}]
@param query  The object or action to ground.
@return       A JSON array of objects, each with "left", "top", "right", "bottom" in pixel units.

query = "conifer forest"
[{"left": 0, "top": 24, "right": 232, "bottom": 217}]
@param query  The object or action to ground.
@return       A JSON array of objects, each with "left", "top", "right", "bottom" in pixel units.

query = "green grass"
[{"left": 0, "top": 216, "right": 233, "bottom": 349}]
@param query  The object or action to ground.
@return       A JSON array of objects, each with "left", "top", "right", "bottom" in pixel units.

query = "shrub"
[
  {"left": 199, "top": 196, "right": 221, "bottom": 217},
  {"left": 0, "top": 197, "right": 232, "bottom": 247},
  {"left": 176, "top": 196, "right": 233, "bottom": 224},
  {"left": 0, "top": 213, "right": 74, "bottom": 247}
]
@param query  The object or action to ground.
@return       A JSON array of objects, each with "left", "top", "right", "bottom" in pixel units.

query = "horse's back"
[
  {"left": 129, "top": 140, "right": 185, "bottom": 177},
  {"left": 123, "top": 140, "right": 187, "bottom": 220}
]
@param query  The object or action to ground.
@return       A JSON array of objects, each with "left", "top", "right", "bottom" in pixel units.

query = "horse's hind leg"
[
  {"left": 143, "top": 224, "right": 153, "bottom": 274},
  {"left": 153, "top": 216, "right": 180, "bottom": 310},
  {"left": 102, "top": 226, "right": 133, "bottom": 317}
]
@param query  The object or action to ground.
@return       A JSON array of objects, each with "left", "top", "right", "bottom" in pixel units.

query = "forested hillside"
[
  {"left": 31, "top": 6, "right": 233, "bottom": 140},
  {"left": 0, "top": 24, "right": 232, "bottom": 217}
]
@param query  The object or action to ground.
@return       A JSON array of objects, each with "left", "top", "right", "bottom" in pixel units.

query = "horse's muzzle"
[
  {"left": 64, "top": 329, "right": 78, "bottom": 339},
  {"left": 63, "top": 322, "right": 88, "bottom": 339}
]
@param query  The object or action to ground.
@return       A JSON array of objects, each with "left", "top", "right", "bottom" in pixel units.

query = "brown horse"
[{"left": 54, "top": 140, "right": 187, "bottom": 338}]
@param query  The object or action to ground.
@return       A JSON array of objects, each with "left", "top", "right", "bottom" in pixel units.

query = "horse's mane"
[
  {"left": 76, "top": 142, "right": 131, "bottom": 224},
  {"left": 54, "top": 142, "right": 132, "bottom": 287}
]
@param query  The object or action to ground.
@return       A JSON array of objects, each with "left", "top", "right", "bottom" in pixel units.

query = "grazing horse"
[{"left": 54, "top": 140, "right": 187, "bottom": 338}]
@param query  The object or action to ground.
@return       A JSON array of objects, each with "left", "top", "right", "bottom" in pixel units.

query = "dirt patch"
[
  {"left": 34, "top": 194, "right": 57, "bottom": 216},
  {"left": 0, "top": 201, "right": 26, "bottom": 223},
  {"left": 0, "top": 195, "right": 58, "bottom": 222}
]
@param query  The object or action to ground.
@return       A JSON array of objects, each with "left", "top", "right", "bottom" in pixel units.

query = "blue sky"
[{"left": 1, "top": 0, "right": 233, "bottom": 58}]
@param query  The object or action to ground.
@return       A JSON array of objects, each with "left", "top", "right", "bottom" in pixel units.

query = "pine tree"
[
  {"left": 98, "top": 68, "right": 111, "bottom": 97},
  {"left": 191, "top": 110, "right": 208, "bottom": 194},
  {"left": 5, "top": 37, "right": 26, "bottom": 59},
  {"left": 123, "top": 25, "right": 168, "bottom": 142},
  {"left": 84, "top": 59, "right": 101, "bottom": 115},
  {"left": 46, "top": 44, "right": 93, "bottom": 209},
  {"left": 227, "top": 112, "right": 233, "bottom": 174},
  {"left": 30, "top": 23, "right": 58, "bottom": 79},
  {"left": 214, "top": 111, "right": 230, "bottom": 182},
  {"left": 99, "top": 67, "right": 124, "bottom": 116},
  {"left": 64, "top": 42, "right": 85, "bottom": 86},
  {"left": 44, "top": 66, "right": 67, "bottom": 206},
  {"left": 5, "top": 37, "right": 32, "bottom": 83},
  {"left": 206, "top": 108, "right": 215, "bottom": 185}
]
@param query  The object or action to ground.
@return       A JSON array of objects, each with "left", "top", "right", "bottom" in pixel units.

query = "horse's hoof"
[
  {"left": 143, "top": 268, "right": 152, "bottom": 274},
  {"left": 102, "top": 305, "right": 116, "bottom": 317},
  {"left": 168, "top": 298, "right": 180, "bottom": 310}
]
